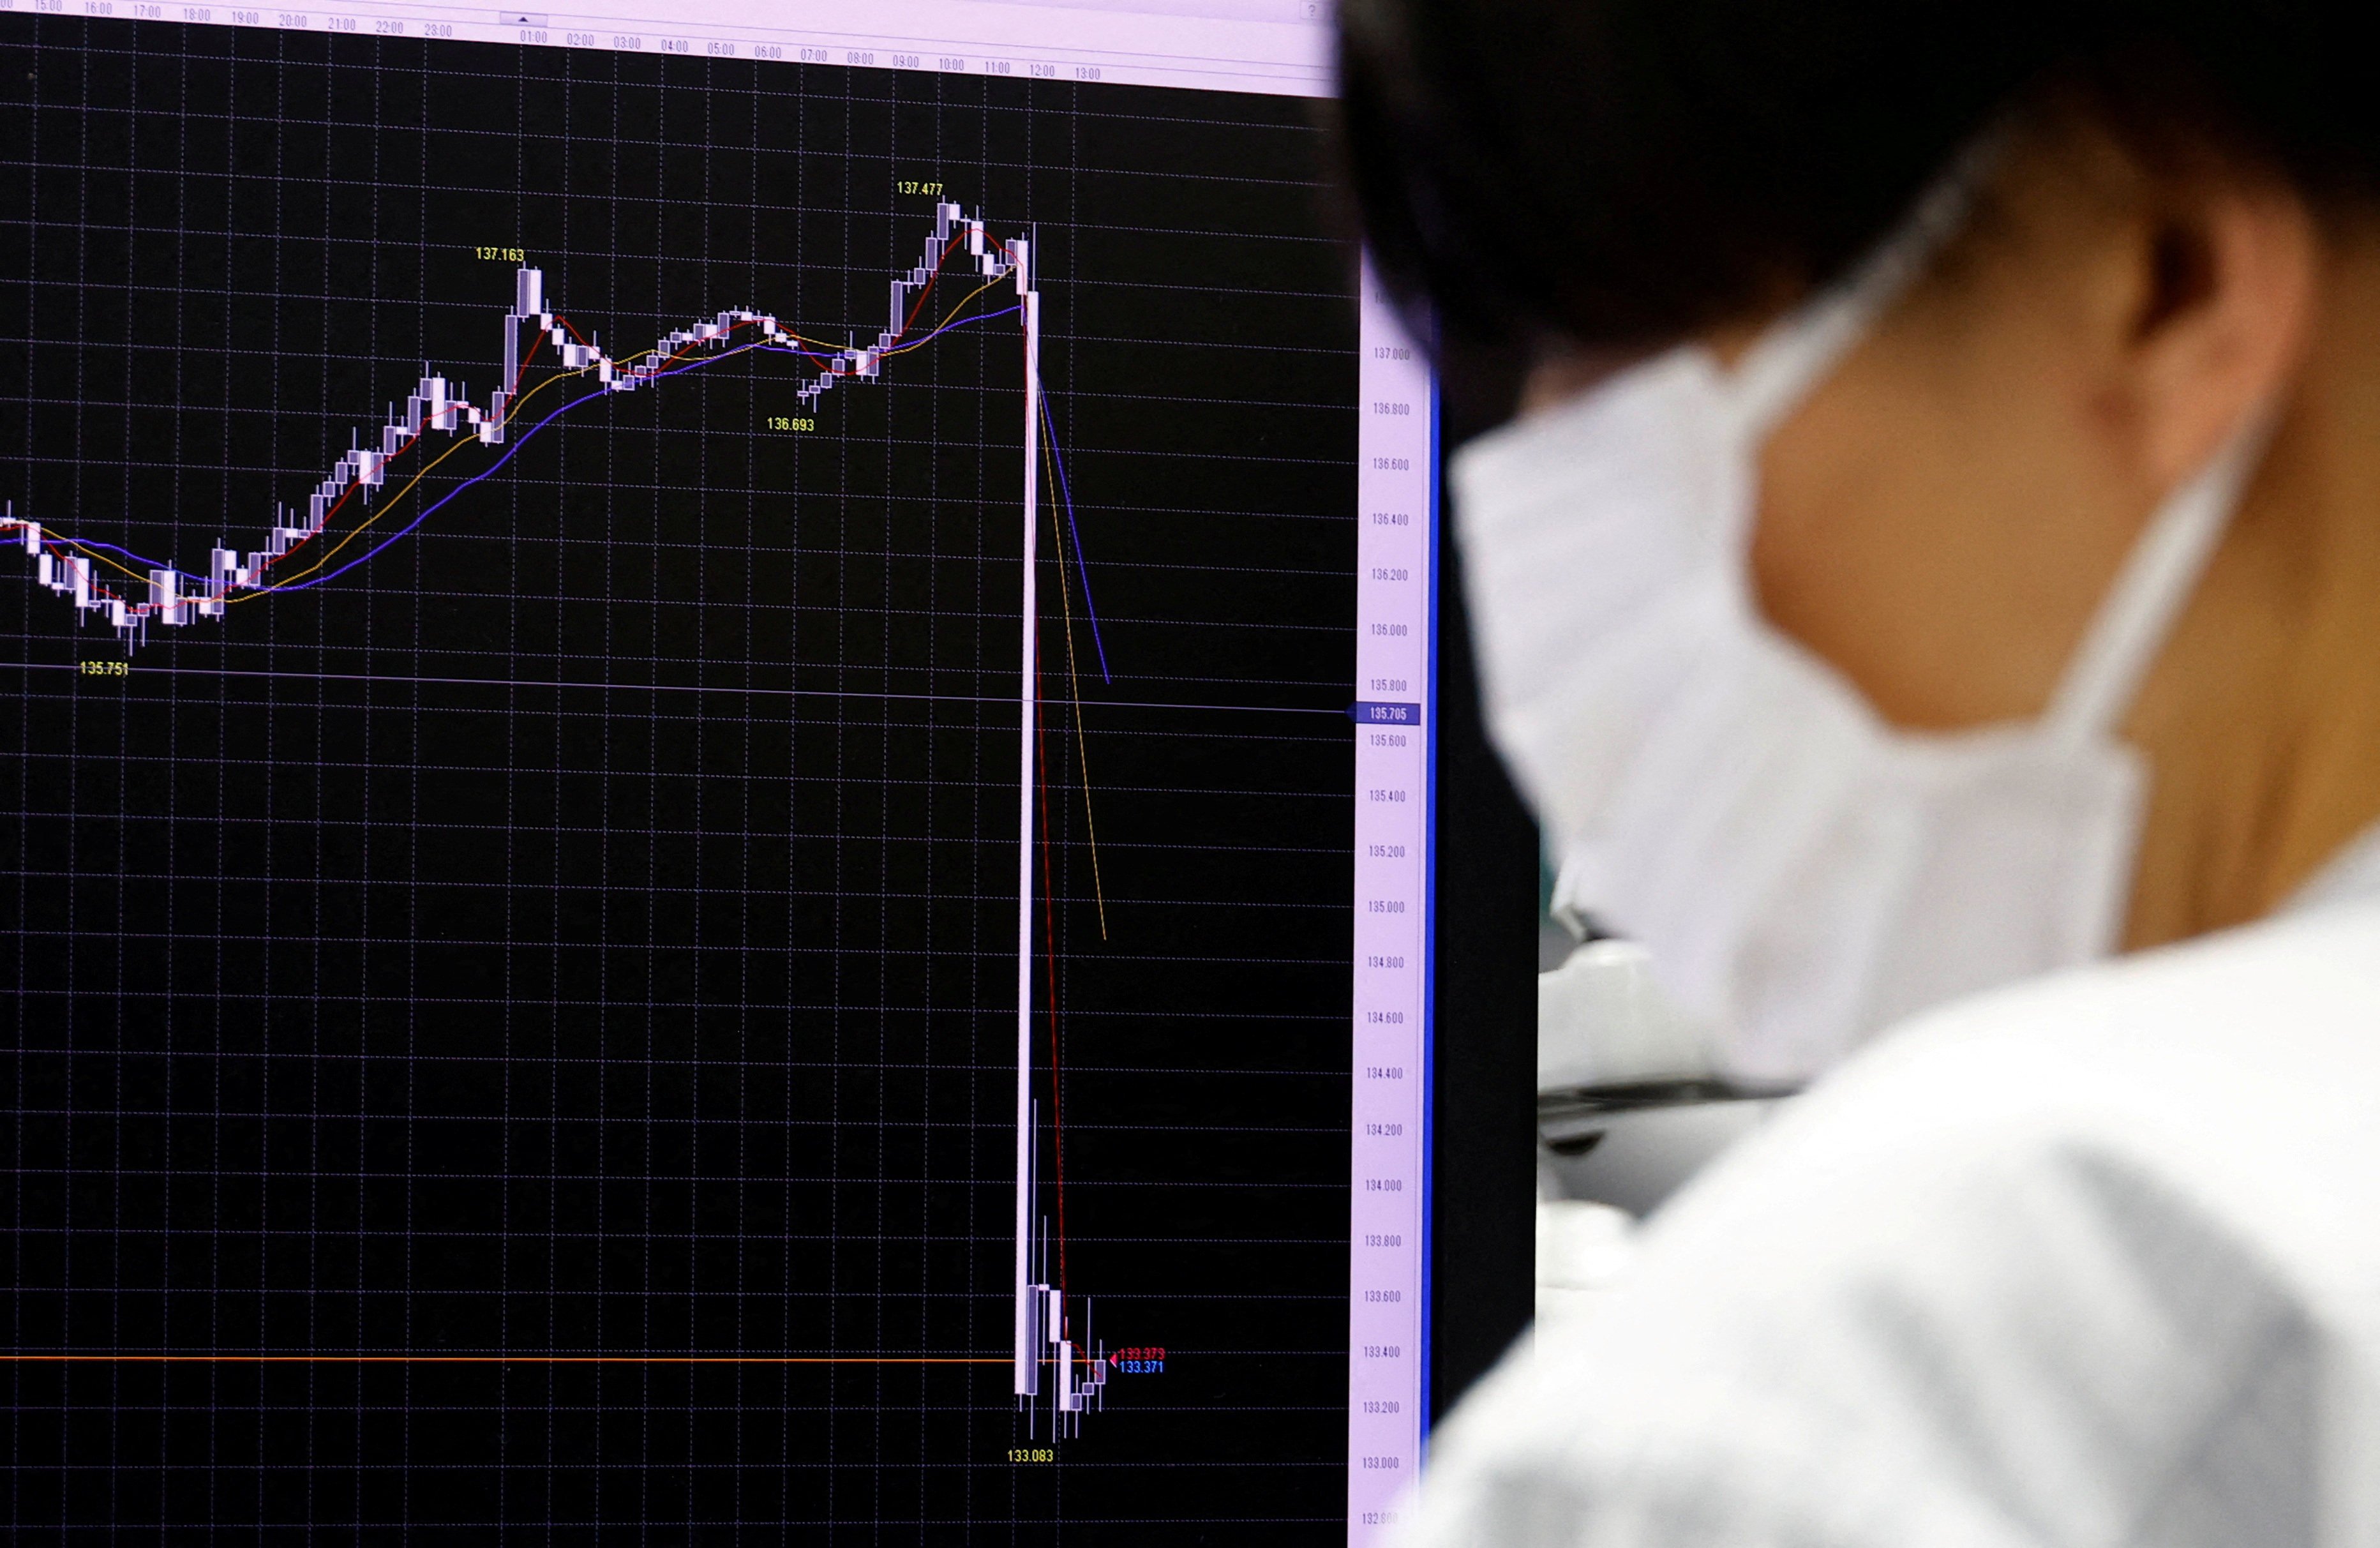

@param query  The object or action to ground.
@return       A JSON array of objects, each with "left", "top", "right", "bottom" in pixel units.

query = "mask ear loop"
[
  {"left": 2040, "top": 409, "right": 2276, "bottom": 749},
  {"left": 1719, "top": 119, "right": 2271, "bottom": 753},
  {"left": 1730, "top": 135, "right": 2005, "bottom": 444}
]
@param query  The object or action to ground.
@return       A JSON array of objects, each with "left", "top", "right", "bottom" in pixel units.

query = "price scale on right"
[{"left": 1347, "top": 268, "right": 1436, "bottom": 1544}]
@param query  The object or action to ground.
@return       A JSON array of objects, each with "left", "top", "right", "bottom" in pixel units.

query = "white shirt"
[{"left": 1396, "top": 897, "right": 2380, "bottom": 1547}]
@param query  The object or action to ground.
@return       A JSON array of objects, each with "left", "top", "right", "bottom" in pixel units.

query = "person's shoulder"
[
  {"left": 1844, "top": 896, "right": 2380, "bottom": 1096},
  {"left": 1747, "top": 899, "right": 2380, "bottom": 1224},
  {"left": 1395, "top": 907, "right": 2380, "bottom": 1548},
  {"left": 1661, "top": 899, "right": 2380, "bottom": 1302}
]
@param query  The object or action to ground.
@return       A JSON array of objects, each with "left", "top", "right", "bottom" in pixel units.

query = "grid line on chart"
[{"left": 2, "top": 12, "right": 1359, "bottom": 1534}]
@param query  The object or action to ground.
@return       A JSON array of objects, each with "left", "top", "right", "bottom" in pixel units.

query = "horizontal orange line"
[{"left": 1, "top": 1354, "right": 1010, "bottom": 1365}]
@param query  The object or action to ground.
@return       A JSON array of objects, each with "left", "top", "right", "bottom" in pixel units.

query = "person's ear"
[{"left": 2114, "top": 179, "right": 2317, "bottom": 490}]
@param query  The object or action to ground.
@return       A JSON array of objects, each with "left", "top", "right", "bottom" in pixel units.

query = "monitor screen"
[{"left": 0, "top": 2, "right": 1436, "bottom": 1537}]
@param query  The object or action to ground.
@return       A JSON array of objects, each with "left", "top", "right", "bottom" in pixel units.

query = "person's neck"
[{"left": 2123, "top": 232, "right": 2380, "bottom": 948}]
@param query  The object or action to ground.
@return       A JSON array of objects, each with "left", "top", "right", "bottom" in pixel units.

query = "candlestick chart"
[{"left": 0, "top": 14, "right": 1359, "bottom": 1541}]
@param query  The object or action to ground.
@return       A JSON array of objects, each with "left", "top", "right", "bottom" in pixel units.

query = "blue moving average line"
[
  {"left": 6, "top": 202, "right": 1116, "bottom": 649},
  {"left": 1038, "top": 387, "right": 1112, "bottom": 685}
]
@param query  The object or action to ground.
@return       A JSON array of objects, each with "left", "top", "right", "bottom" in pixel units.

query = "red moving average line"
[
  {"left": 1036, "top": 654, "right": 1072, "bottom": 1298},
  {"left": 0, "top": 1354, "right": 1005, "bottom": 1365},
  {"left": 163, "top": 230, "right": 973, "bottom": 608},
  {"left": 235, "top": 327, "right": 551, "bottom": 596}
]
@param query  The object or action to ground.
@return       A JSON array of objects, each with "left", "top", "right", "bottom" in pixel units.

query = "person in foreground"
[{"left": 1338, "top": 0, "right": 2380, "bottom": 1540}]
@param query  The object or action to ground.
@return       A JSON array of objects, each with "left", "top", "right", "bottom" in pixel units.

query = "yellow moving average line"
[
  {"left": 58, "top": 272, "right": 1013, "bottom": 607},
  {"left": 237, "top": 348, "right": 586, "bottom": 595},
  {"left": 1042, "top": 424, "right": 1112, "bottom": 941},
  {"left": 246, "top": 271, "right": 1011, "bottom": 592}
]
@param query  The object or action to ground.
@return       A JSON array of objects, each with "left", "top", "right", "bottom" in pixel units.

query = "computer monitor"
[{"left": 0, "top": 3, "right": 1437, "bottom": 1537}]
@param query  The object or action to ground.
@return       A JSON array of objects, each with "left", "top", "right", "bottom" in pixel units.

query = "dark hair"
[{"left": 1334, "top": 0, "right": 2372, "bottom": 355}]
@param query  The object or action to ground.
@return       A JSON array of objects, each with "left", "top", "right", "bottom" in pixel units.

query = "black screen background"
[{"left": 0, "top": 19, "right": 1360, "bottom": 1540}]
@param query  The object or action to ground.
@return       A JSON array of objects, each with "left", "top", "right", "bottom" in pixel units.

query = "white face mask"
[{"left": 1453, "top": 174, "right": 2272, "bottom": 1086}]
